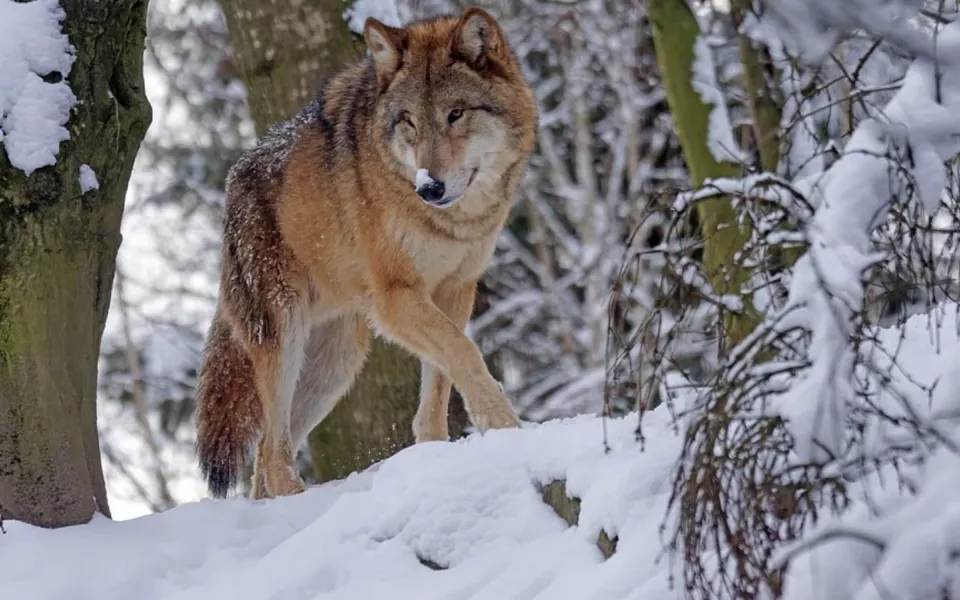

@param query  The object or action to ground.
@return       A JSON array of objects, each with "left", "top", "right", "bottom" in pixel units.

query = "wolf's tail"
[{"left": 195, "top": 311, "right": 262, "bottom": 498}]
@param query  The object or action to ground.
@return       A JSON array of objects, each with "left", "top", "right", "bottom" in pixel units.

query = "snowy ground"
[
  {"left": 5, "top": 411, "right": 682, "bottom": 600},
  {"left": 6, "top": 304, "right": 960, "bottom": 599}
]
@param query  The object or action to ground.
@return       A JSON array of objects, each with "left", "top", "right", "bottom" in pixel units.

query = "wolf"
[{"left": 194, "top": 8, "right": 538, "bottom": 499}]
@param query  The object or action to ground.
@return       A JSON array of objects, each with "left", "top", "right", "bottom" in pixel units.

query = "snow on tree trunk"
[
  {"left": 219, "top": 0, "right": 466, "bottom": 484},
  {"left": 0, "top": 0, "right": 152, "bottom": 528}
]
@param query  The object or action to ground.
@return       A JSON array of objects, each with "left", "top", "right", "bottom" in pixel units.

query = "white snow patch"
[
  {"left": 415, "top": 167, "right": 433, "bottom": 189},
  {"left": 79, "top": 163, "right": 99, "bottom": 193},
  {"left": 344, "top": 0, "right": 406, "bottom": 34},
  {"left": 3, "top": 411, "right": 684, "bottom": 600},
  {"left": 5, "top": 301, "right": 960, "bottom": 599},
  {"left": 769, "top": 19, "right": 960, "bottom": 464},
  {"left": 0, "top": 0, "right": 76, "bottom": 175},
  {"left": 778, "top": 303, "right": 960, "bottom": 600}
]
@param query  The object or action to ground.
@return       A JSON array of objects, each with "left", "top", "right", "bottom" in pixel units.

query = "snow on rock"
[
  {"left": 3, "top": 411, "right": 684, "bottom": 600},
  {"left": 79, "top": 163, "right": 99, "bottom": 193},
  {"left": 0, "top": 0, "right": 76, "bottom": 176}
]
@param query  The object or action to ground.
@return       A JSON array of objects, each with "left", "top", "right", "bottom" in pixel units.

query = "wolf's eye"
[
  {"left": 448, "top": 108, "right": 464, "bottom": 124},
  {"left": 400, "top": 111, "right": 416, "bottom": 129}
]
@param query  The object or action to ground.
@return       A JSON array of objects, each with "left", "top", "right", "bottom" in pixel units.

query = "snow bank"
[
  {"left": 8, "top": 302, "right": 959, "bottom": 599},
  {"left": 4, "top": 411, "right": 683, "bottom": 600},
  {"left": 0, "top": 0, "right": 75, "bottom": 175}
]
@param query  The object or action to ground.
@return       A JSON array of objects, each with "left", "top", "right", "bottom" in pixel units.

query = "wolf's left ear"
[
  {"left": 453, "top": 8, "right": 507, "bottom": 71},
  {"left": 364, "top": 18, "right": 409, "bottom": 88}
]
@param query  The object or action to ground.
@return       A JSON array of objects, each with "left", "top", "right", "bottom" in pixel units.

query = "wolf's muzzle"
[{"left": 416, "top": 180, "right": 446, "bottom": 203}]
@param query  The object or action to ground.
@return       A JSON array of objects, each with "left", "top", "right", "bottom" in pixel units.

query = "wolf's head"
[{"left": 364, "top": 8, "right": 537, "bottom": 210}]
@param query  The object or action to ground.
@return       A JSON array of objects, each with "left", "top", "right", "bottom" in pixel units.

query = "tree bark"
[
  {"left": 730, "top": 0, "right": 782, "bottom": 175},
  {"left": 220, "top": 0, "right": 366, "bottom": 126},
  {"left": 648, "top": 0, "right": 757, "bottom": 353},
  {"left": 0, "top": 0, "right": 152, "bottom": 528},
  {"left": 219, "top": 0, "right": 467, "bottom": 485},
  {"left": 729, "top": 0, "right": 804, "bottom": 272}
]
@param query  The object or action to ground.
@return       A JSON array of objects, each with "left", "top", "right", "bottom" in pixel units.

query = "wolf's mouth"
[{"left": 426, "top": 169, "right": 477, "bottom": 208}]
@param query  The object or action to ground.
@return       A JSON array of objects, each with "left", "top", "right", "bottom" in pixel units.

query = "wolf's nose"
[{"left": 416, "top": 180, "right": 446, "bottom": 202}]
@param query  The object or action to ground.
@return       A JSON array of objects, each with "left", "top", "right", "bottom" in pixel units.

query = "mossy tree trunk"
[
  {"left": 0, "top": 0, "right": 152, "bottom": 528},
  {"left": 648, "top": 0, "right": 757, "bottom": 353},
  {"left": 219, "top": 0, "right": 467, "bottom": 485}
]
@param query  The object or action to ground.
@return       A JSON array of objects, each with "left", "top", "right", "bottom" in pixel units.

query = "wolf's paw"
[
  {"left": 471, "top": 403, "right": 521, "bottom": 433},
  {"left": 413, "top": 421, "right": 450, "bottom": 444},
  {"left": 265, "top": 466, "right": 306, "bottom": 498}
]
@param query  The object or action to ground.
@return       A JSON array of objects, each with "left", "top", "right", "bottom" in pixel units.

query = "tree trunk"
[
  {"left": 0, "top": 0, "right": 152, "bottom": 528},
  {"left": 220, "top": 0, "right": 366, "bottom": 126},
  {"left": 648, "top": 0, "right": 757, "bottom": 353},
  {"left": 729, "top": 0, "right": 804, "bottom": 272},
  {"left": 220, "top": 0, "right": 467, "bottom": 485}
]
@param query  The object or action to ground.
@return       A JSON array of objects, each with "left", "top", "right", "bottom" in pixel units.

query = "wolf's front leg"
[
  {"left": 414, "top": 280, "right": 479, "bottom": 442},
  {"left": 249, "top": 310, "right": 310, "bottom": 498},
  {"left": 374, "top": 282, "right": 520, "bottom": 439}
]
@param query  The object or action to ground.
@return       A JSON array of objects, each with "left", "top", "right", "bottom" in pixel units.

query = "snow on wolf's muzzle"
[
  {"left": 415, "top": 168, "right": 446, "bottom": 204},
  {"left": 414, "top": 167, "right": 476, "bottom": 208}
]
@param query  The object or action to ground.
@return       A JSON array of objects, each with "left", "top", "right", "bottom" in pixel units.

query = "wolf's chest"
[{"left": 402, "top": 233, "right": 495, "bottom": 289}]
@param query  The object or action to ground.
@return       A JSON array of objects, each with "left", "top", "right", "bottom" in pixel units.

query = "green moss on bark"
[
  {"left": 0, "top": 0, "right": 151, "bottom": 528},
  {"left": 648, "top": 0, "right": 758, "bottom": 352},
  {"left": 307, "top": 338, "right": 420, "bottom": 482},
  {"left": 307, "top": 338, "right": 470, "bottom": 483}
]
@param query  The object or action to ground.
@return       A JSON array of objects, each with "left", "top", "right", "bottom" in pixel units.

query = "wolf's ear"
[
  {"left": 452, "top": 8, "right": 507, "bottom": 72},
  {"left": 364, "top": 18, "right": 409, "bottom": 88}
]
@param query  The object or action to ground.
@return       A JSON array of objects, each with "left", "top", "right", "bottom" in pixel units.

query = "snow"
[
  {"left": 9, "top": 298, "right": 960, "bottom": 599},
  {"left": 0, "top": 0, "right": 76, "bottom": 176},
  {"left": 415, "top": 167, "right": 433, "bottom": 190},
  {"left": 4, "top": 410, "right": 684, "bottom": 600},
  {"left": 79, "top": 163, "right": 99, "bottom": 193},
  {"left": 778, "top": 304, "right": 960, "bottom": 600},
  {"left": 691, "top": 35, "right": 747, "bottom": 165},
  {"left": 762, "top": 0, "right": 933, "bottom": 65},
  {"left": 768, "top": 19, "right": 960, "bottom": 463}
]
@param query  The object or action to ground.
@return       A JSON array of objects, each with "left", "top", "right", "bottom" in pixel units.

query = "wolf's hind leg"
[
  {"left": 289, "top": 314, "right": 371, "bottom": 453},
  {"left": 250, "top": 437, "right": 268, "bottom": 499},
  {"left": 250, "top": 309, "right": 309, "bottom": 498}
]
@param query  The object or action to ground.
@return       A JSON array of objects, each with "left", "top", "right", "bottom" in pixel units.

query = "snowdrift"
[
  {"left": 6, "top": 304, "right": 960, "bottom": 600},
  {"left": 4, "top": 411, "right": 683, "bottom": 600}
]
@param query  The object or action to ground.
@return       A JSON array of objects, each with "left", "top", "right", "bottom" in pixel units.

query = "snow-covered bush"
[{"left": 625, "top": 1, "right": 960, "bottom": 597}]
